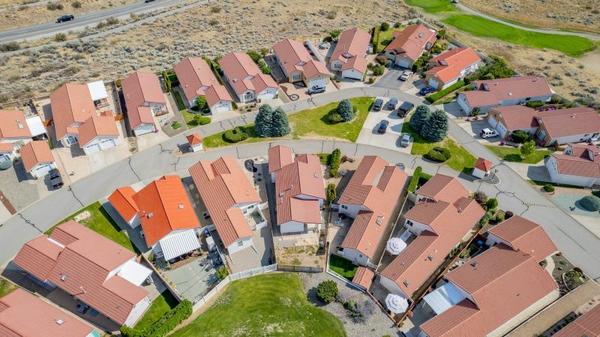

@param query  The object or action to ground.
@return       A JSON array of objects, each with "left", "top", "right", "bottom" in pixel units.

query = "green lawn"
[
  {"left": 171, "top": 273, "right": 346, "bottom": 337},
  {"left": 0, "top": 278, "right": 17, "bottom": 297},
  {"left": 443, "top": 14, "right": 596, "bottom": 57},
  {"left": 377, "top": 28, "right": 401, "bottom": 51},
  {"left": 402, "top": 123, "right": 476, "bottom": 172},
  {"left": 485, "top": 145, "right": 551, "bottom": 164},
  {"left": 48, "top": 202, "right": 136, "bottom": 252},
  {"left": 202, "top": 125, "right": 268, "bottom": 148},
  {"left": 134, "top": 291, "right": 179, "bottom": 331},
  {"left": 328, "top": 254, "right": 357, "bottom": 281},
  {"left": 405, "top": 0, "right": 455, "bottom": 13},
  {"left": 172, "top": 90, "right": 186, "bottom": 111}
]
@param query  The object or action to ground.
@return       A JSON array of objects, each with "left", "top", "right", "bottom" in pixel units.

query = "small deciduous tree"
[
  {"left": 255, "top": 104, "right": 274, "bottom": 137},
  {"left": 421, "top": 109, "right": 448, "bottom": 142},
  {"left": 195, "top": 96, "right": 208, "bottom": 112},
  {"left": 337, "top": 99, "right": 354, "bottom": 122},
  {"left": 474, "top": 191, "right": 488, "bottom": 205},
  {"left": 520, "top": 140, "right": 536, "bottom": 157},
  {"left": 485, "top": 197, "right": 498, "bottom": 211},
  {"left": 326, "top": 183, "right": 336, "bottom": 205},
  {"left": 410, "top": 105, "right": 430, "bottom": 133},
  {"left": 316, "top": 280, "right": 338, "bottom": 304}
]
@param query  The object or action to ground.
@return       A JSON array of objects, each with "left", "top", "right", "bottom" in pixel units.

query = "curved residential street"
[{"left": 1, "top": 86, "right": 599, "bottom": 283}]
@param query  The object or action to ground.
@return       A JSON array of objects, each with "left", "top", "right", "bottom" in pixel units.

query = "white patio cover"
[
  {"left": 158, "top": 229, "right": 201, "bottom": 261},
  {"left": 385, "top": 293, "right": 408, "bottom": 314},
  {"left": 386, "top": 237, "right": 407, "bottom": 255},
  {"left": 25, "top": 116, "right": 46, "bottom": 137},
  {"left": 87, "top": 81, "right": 108, "bottom": 101},
  {"left": 423, "top": 282, "right": 467, "bottom": 315},
  {"left": 117, "top": 259, "right": 152, "bottom": 286}
]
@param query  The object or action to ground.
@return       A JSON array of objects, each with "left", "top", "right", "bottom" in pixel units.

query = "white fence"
[{"left": 191, "top": 263, "right": 277, "bottom": 312}]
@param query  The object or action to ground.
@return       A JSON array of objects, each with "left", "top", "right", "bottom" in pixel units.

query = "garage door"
[
  {"left": 308, "top": 77, "right": 327, "bottom": 89},
  {"left": 396, "top": 58, "right": 411, "bottom": 69},
  {"left": 488, "top": 116, "right": 498, "bottom": 128},
  {"left": 99, "top": 138, "right": 116, "bottom": 150},
  {"left": 85, "top": 143, "right": 101, "bottom": 154},
  {"left": 212, "top": 102, "right": 231, "bottom": 113},
  {"left": 135, "top": 124, "right": 155, "bottom": 136},
  {"left": 32, "top": 164, "right": 52, "bottom": 178}
]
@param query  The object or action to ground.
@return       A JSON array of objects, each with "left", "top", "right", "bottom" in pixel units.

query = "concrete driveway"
[
  {"left": 356, "top": 106, "right": 405, "bottom": 151},
  {"left": 373, "top": 67, "right": 420, "bottom": 94}
]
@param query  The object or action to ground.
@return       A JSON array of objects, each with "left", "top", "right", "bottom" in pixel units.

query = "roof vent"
[
  {"left": 60, "top": 274, "right": 67, "bottom": 281},
  {"left": 146, "top": 212, "right": 154, "bottom": 219},
  {"left": 470, "top": 261, "right": 478, "bottom": 269},
  {"left": 16, "top": 120, "right": 24, "bottom": 129},
  {"left": 403, "top": 280, "right": 410, "bottom": 287},
  {"left": 178, "top": 203, "right": 184, "bottom": 209},
  {"left": 418, "top": 32, "right": 424, "bottom": 38},
  {"left": 55, "top": 319, "right": 65, "bottom": 325},
  {"left": 376, "top": 216, "right": 384, "bottom": 225},
  {"left": 427, "top": 255, "right": 433, "bottom": 261}
]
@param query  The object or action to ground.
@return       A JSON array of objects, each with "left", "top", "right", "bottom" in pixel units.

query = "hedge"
[
  {"left": 328, "top": 149, "right": 341, "bottom": 177},
  {"left": 424, "top": 147, "right": 452, "bottom": 162},
  {"left": 121, "top": 300, "right": 192, "bottom": 337},
  {"left": 223, "top": 127, "right": 248, "bottom": 143},
  {"left": 525, "top": 100, "right": 545, "bottom": 108},
  {"left": 190, "top": 115, "right": 211, "bottom": 126},
  {"left": 426, "top": 80, "right": 465, "bottom": 103},
  {"left": 326, "top": 183, "right": 336, "bottom": 204},
  {"left": 408, "top": 166, "right": 423, "bottom": 192},
  {"left": 579, "top": 195, "right": 600, "bottom": 211}
]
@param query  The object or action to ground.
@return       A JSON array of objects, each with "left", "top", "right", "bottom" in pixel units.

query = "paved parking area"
[
  {"left": 373, "top": 67, "right": 420, "bottom": 93},
  {"left": 356, "top": 101, "right": 406, "bottom": 151},
  {"left": 164, "top": 255, "right": 217, "bottom": 303},
  {"left": 0, "top": 162, "right": 41, "bottom": 212}
]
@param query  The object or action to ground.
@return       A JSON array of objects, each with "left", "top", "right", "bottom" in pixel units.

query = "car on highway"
[
  {"left": 397, "top": 101, "right": 414, "bottom": 117},
  {"left": 386, "top": 97, "right": 398, "bottom": 110},
  {"left": 399, "top": 70, "right": 412, "bottom": 81},
  {"left": 56, "top": 15, "right": 75, "bottom": 23},
  {"left": 377, "top": 120, "right": 389, "bottom": 134},
  {"left": 372, "top": 98, "right": 384, "bottom": 111},
  {"left": 399, "top": 134, "right": 412, "bottom": 147},
  {"left": 307, "top": 85, "right": 326, "bottom": 95},
  {"left": 418, "top": 86, "right": 435, "bottom": 96},
  {"left": 480, "top": 128, "right": 499, "bottom": 139}
]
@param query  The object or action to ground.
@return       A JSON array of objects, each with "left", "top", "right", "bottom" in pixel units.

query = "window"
[{"left": 341, "top": 205, "right": 348, "bottom": 210}]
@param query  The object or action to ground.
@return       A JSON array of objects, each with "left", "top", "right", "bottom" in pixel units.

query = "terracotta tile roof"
[
  {"left": 384, "top": 24, "right": 437, "bottom": 61},
  {"left": 416, "top": 174, "right": 469, "bottom": 203},
  {"left": 535, "top": 107, "right": 600, "bottom": 140},
  {"left": 330, "top": 27, "right": 370, "bottom": 73},
  {"left": 553, "top": 303, "right": 600, "bottom": 337},
  {"left": 352, "top": 266, "right": 375, "bottom": 290},
  {"left": 489, "top": 105, "right": 539, "bottom": 130},
  {"left": 13, "top": 221, "right": 148, "bottom": 325},
  {"left": 0, "top": 110, "right": 31, "bottom": 140},
  {"left": 219, "top": 52, "right": 277, "bottom": 97},
  {"left": 122, "top": 70, "right": 164, "bottom": 131},
  {"left": 273, "top": 39, "right": 330, "bottom": 80},
  {"left": 20, "top": 140, "right": 54, "bottom": 172},
  {"left": 381, "top": 197, "right": 484, "bottom": 298},
  {"left": 268, "top": 145, "right": 294, "bottom": 173},
  {"left": 186, "top": 133, "right": 202, "bottom": 145},
  {"left": 426, "top": 47, "right": 481, "bottom": 85},
  {"left": 77, "top": 114, "right": 119, "bottom": 147},
  {"left": 50, "top": 83, "right": 96, "bottom": 141},
  {"left": 0, "top": 289, "right": 95, "bottom": 337},
  {"left": 552, "top": 144, "right": 600, "bottom": 178},
  {"left": 174, "top": 57, "right": 232, "bottom": 107},
  {"left": 188, "top": 156, "right": 261, "bottom": 247},
  {"left": 0, "top": 143, "right": 13, "bottom": 153},
  {"left": 108, "top": 187, "right": 139, "bottom": 223},
  {"left": 272, "top": 148, "right": 325, "bottom": 226},
  {"left": 421, "top": 245, "right": 558, "bottom": 337},
  {"left": 487, "top": 215, "right": 557, "bottom": 262},
  {"left": 339, "top": 156, "right": 408, "bottom": 259},
  {"left": 474, "top": 157, "right": 492, "bottom": 172},
  {"left": 463, "top": 76, "right": 553, "bottom": 108},
  {"left": 131, "top": 175, "right": 200, "bottom": 247}
]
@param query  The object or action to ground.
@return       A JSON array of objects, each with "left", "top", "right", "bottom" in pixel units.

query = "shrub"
[
  {"left": 474, "top": 191, "right": 488, "bottom": 205},
  {"left": 408, "top": 166, "right": 423, "bottom": 192},
  {"left": 424, "top": 147, "right": 451, "bottom": 162},
  {"left": 120, "top": 300, "right": 193, "bottom": 337},
  {"left": 71, "top": 1, "right": 82, "bottom": 8},
  {"left": 425, "top": 80, "right": 465, "bottom": 103},
  {"left": 372, "top": 64, "right": 385, "bottom": 76},
  {"left": 0, "top": 42, "right": 20, "bottom": 52},
  {"left": 326, "top": 183, "right": 336, "bottom": 204},
  {"left": 329, "top": 149, "right": 342, "bottom": 177},
  {"left": 505, "top": 210, "right": 514, "bottom": 219},
  {"left": 410, "top": 105, "right": 430, "bottom": 133},
  {"left": 210, "top": 6, "right": 221, "bottom": 13},
  {"left": 223, "top": 127, "right": 248, "bottom": 143},
  {"left": 329, "top": 29, "right": 341, "bottom": 41},
  {"left": 337, "top": 99, "right": 354, "bottom": 122},
  {"left": 257, "top": 59, "right": 271, "bottom": 74},
  {"left": 246, "top": 50, "right": 262, "bottom": 63},
  {"left": 579, "top": 195, "right": 600, "bottom": 211},
  {"left": 469, "top": 55, "right": 515, "bottom": 81},
  {"left": 495, "top": 210, "right": 505, "bottom": 223},
  {"left": 485, "top": 198, "right": 498, "bottom": 211},
  {"left": 525, "top": 101, "right": 545, "bottom": 108},
  {"left": 316, "top": 280, "right": 338, "bottom": 304},
  {"left": 325, "top": 111, "right": 344, "bottom": 124},
  {"left": 520, "top": 140, "right": 536, "bottom": 157},
  {"left": 543, "top": 184, "right": 555, "bottom": 193},
  {"left": 170, "top": 121, "right": 182, "bottom": 130},
  {"left": 192, "top": 115, "right": 211, "bottom": 126},
  {"left": 54, "top": 33, "right": 67, "bottom": 42},
  {"left": 216, "top": 266, "right": 229, "bottom": 280},
  {"left": 47, "top": 2, "right": 64, "bottom": 10},
  {"left": 511, "top": 130, "right": 531, "bottom": 143},
  {"left": 195, "top": 96, "right": 208, "bottom": 112},
  {"left": 421, "top": 110, "right": 448, "bottom": 142},
  {"left": 380, "top": 22, "right": 390, "bottom": 31}
]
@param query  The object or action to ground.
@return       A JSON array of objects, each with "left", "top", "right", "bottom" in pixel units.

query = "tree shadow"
[{"left": 504, "top": 154, "right": 523, "bottom": 162}]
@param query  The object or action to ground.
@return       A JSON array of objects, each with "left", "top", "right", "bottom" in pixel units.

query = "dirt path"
[{"left": 580, "top": 50, "right": 600, "bottom": 75}]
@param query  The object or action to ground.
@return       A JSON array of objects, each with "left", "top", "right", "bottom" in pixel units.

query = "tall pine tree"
[
  {"left": 255, "top": 104, "right": 274, "bottom": 137},
  {"left": 337, "top": 99, "right": 354, "bottom": 122},
  {"left": 271, "top": 107, "right": 290, "bottom": 137},
  {"left": 421, "top": 109, "right": 448, "bottom": 142},
  {"left": 409, "top": 105, "right": 430, "bottom": 133}
]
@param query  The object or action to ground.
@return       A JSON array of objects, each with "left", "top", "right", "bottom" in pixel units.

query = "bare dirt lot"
[{"left": 461, "top": 0, "right": 600, "bottom": 34}]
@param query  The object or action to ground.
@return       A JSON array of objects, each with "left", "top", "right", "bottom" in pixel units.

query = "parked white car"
[{"left": 480, "top": 128, "right": 499, "bottom": 139}]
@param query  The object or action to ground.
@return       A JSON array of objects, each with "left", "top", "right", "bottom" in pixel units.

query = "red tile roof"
[
  {"left": 20, "top": 140, "right": 54, "bottom": 172},
  {"left": 50, "top": 83, "right": 97, "bottom": 141},
  {"left": 13, "top": 221, "right": 148, "bottom": 325},
  {"left": 219, "top": 52, "right": 277, "bottom": 97},
  {"left": 352, "top": 266, "right": 375, "bottom": 290},
  {"left": 186, "top": 133, "right": 202, "bottom": 145},
  {"left": 416, "top": 174, "right": 469, "bottom": 203},
  {"left": 487, "top": 215, "right": 557, "bottom": 262},
  {"left": 384, "top": 24, "right": 437, "bottom": 61},
  {"left": 122, "top": 70, "right": 164, "bottom": 131},
  {"left": 330, "top": 27, "right": 370, "bottom": 73},
  {"left": 339, "top": 156, "right": 408, "bottom": 260},
  {"left": 0, "top": 289, "right": 95, "bottom": 337},
  {"left": 0, "top": 143, "right": 13, "bottom": 153},
  {"left": 552, "top": 144, "right": 600, "bottom": 178},
  {"left": 108, "top": 187, "right": 139, "bottom": 223},
  {"left": 462, "top": 76, "right": 553, "bottom": 108},
  {"left": 535, "top": 107, "right": 600, "bottom": 140},
  {"left": 174, "top": 57, "right": 232, "bottom": 107},
  {"left": 132, "top": 175, "right": 200, "bottom": 247},
  {"left": 489, "top": 105, "right": 539, "bottom": 131},
  {"left": 426, "top": 47, "right": 481, "bottom": 85},
  {"left": 553, "top": 303, "right": 600, "bottom": 337},
  {"left": 0, "top": 110, "right": 31, "bottom": 140},
  {"left": 268, "top": 145, "right": 294, "bottom": 174},
  {"left": 77, "top": 114, "right": 119, "bottom": 147},
  {"left": 273, "top": 39, "right": 330, "bottom": 80},
  {"left": 474, "top": 157, "right": 492, "bottom": 172},
  {"left": 188, "top": 156, "right": 261, "bottom": 247}
]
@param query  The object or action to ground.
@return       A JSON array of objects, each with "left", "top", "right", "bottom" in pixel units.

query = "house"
[
  {"left": 487, "top": 105, "right": 540, "bottom": 138},
  {"left": 425, "top": 47, "right": 482, "bottom": 90},
  {"left": 384, "top": 24, "right": 437, "bottom": 68},
  {"left": 379, "top": 174, "right": 484, "bottom": 300},
  {"left": 110, "top": 176, "right": 201, "bottom": 261},
  {"left": 336, "top": 156, "right": 408, "bottom": 266},
  {"left": 188, "top": 156, "right": 264, "bottom": 255},
  {"left": 50, "top": 83, "right": 119, "bottom": 154},
  {"left": 552, "top": 302, "right": 600, "bottom": 337},
  {"left": 122, "top": 70, "right": 166, "bottom": 136},
  {"left": 0, "top": 110, "right": 32, "bottom": 147},
  {"left": 546, "top": 143, "right": 600, "bottom": 187},
  {"left": 0, "top": 143, "right": 15, "bottom": 160},
  {"left": 329, "top": 28, "right": 370, "bottom": 80},
  {"left": 472, "top": 157, "right": 492, "bottom": 179},
  {"left": 13, "top": 221, "right": 152, "bottom": 327},
  {"left": 219, "top": 52, "right": 278, "bottom": 103},
  {"left": 273, "top": 38, "right": 330, "bottom": 88},
  {"left": 186, "top": 133, "right": 203, "bottom": 152},
  {"left": 174, "top": 57, "right": 233, "bottom": 114},
  {"left": 0, "top": 288, "right": 99, "bottom": 337},
  {"left": 268, "top": 145, "right": 325, "bottom": 234},
  {"left": 457, "top": 76, "right": 553, "bottom": 114},
  {"left": 418, "top": 220, "right": 559, "bottom": 337},
  {"left": 20, "top": 140, "right": 56, "bottom": 179}
]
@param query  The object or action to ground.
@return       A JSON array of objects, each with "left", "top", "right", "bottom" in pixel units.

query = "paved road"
[
  {"left": 0, "top": 0, "right": 188, "bottom": 43},
  {"left": 1, "top": 87, "right": 600, "bottom": 283}
]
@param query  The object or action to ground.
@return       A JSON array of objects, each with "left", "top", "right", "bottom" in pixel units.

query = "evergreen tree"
[
  {"left": 337, "top": 99, "right": 354, "bottom": 122},
  {"left": 271, "top": 107, "right": 290, "bottom": 137},
  {"left": 421, "top": 109, "right": 448, "bottom": 142},
  {"left": 410, "top": 105, "right": 430, "bottom": 132},
  {"left": 255, "top": 104, "right": 274, "bottom": 137}
]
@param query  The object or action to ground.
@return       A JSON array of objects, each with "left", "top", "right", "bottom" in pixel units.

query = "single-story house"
[
  {"left": 545, "top": 144, "right": 600, "bottom": 188},
  {"left": 328, "top": 27, "right": 371, "bottom": 80},
  {"left": 187, "top": 133, "right": 203, "bottom": 152},
  {"left": 487, "top": 105, "right": 539, "bottom": 138},
  {"left": 425, "top": 47, "right": 482, "bottom": 90},
  {"left": 20, "top": 140, "right": 56, "bottom": 179},
  {"left": 457, "top": 76, "right": 553, "bottom": 114},
  {"left": 336, "top": 156, "right": 408, "bottom": 266},
  {"left": 76, "top": 113, "right": 119, "bottom": 155},
  {"left": 472, "top": 157, "right": 492, "bottom": 179},
  {"left": 122, "top": 70, "right": 167, "bottom": 136},
  {"left": 273, "top": 38, "right": 330, "bottom": 88},
  {"left": 174, "top": 57, "right": 233, "bottom": 114},
  {"left": 384, "top": 24, "right": 437, "bottom": 69},
  {"left": 219, "top": 52, "right": 278, "bottom": 103},
  {"left": 13, "top": 221, "right": 152, "bottom": 327},
  {"left": 268, "top": 145, "right": 325, "bottom": 234}
]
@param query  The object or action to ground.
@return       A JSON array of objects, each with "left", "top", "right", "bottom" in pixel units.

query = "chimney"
[{"left": 55, "top": 319, "right": 65, "bottom": 325}]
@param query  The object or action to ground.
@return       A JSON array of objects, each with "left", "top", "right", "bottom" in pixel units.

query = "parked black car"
[
  {"left": 56, "top": 14, "right": 74, "bottom": 23},
  {"left": 397, "top": 101, "right": 415, "bottom": 117},
  {"left": 377, "top": 120, "right": 389, "bottom": 134},
  {"left": 418, "top": 86, "right": 435, "bottom": 96},
  {"left": 49, "top": 169, "right": 64, "bottom": 189},
  {"left": 372, "top": 98, "right": 384, "bottom": 111},
  {"left": 386, "top": 97, "right": 399, "bottom": 110}
]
